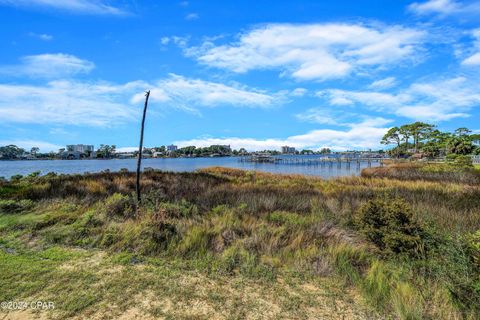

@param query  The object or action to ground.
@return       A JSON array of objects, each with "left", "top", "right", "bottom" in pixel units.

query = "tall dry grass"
[{"left": 1, "top": 167, "right": 479, "bottom": 319}]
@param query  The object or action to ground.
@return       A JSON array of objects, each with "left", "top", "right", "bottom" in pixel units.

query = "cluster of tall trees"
[
  {"left": 381, "top": 122, "right": 480, "bottom": 158},
  {"left": 0, "top": 145, "right": 26, "bottom": 159},
  {"left": 96, "top": 144, "right": 116, "bottom": 159}
]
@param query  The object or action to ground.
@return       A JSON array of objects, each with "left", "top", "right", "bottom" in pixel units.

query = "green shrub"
[
  {"left": 10, "top": 174, "right": 23, "bottom": 182},
  {"left": 0, "top": 199, "right": 34, "bottom": 214},
  {"left": 176, "top": 225, "right": 212, "bottom": 257},
  {"left": 355, "top": 197, "right": 426, "bottom": 257},
  {"left": 156, "top": 200, "right": 198, "bottom": 219},
  {"left": 454, "top": 155, "right": 474, "bottom": 168},
  {"left": 445, "top": 153, "right": 458, "bottom": 162},
  {"left": 101, "top": 193, "right": 134, "bottom": 219},
  {"left": 466, "top": 230, "right": 480, "bottom": 269}
]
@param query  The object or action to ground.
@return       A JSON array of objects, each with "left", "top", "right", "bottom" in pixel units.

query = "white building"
[
  {"left": 67, "top": 144, "right": 94, "bottom": 153},
  {"left": 281, "top": 146, "right": 296, "bottom": 154},
  {"left": 167, "top": 144, "right": 178, "bottom": 152}
]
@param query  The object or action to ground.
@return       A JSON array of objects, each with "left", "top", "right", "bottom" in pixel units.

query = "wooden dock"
[{"left": 240, "top": 155, "right": 386, "bottom": 168}]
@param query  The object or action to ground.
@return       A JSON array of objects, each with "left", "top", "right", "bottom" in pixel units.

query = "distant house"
[
  {"left": 67, "top": 144, "right": 94, "bottom": 153},
  {"left": 167, "top": 144, "right": 178, "bottom": 152},
  {"left": 63, "top": 144, "right": 95, "bottom": 159},
  {"left": 281, "top": 146, "right": 296, "bottom": 154},
  {"left": 473, "top": 139, "right": 480, "bottom": 147}
]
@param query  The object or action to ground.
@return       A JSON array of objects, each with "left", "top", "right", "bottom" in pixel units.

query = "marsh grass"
[{"left": 0, "top": 167, "right": 479, "bottom": 319}]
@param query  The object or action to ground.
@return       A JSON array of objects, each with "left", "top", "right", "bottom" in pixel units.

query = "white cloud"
[
  {"left": 368, "top": 77, "right": 397, "bottom": 90},
  {"left": 0, "top": 140, "right": 62, "bottom": 152},
  {"left": 0, "top": 0, "right": 127, "bottom": 15},
  {"left": 160, "top": 36, "right": 189, "bottom": 48},
  {"left": 160, "top": 37, "right": 170, "bottom": 45},
  {"left": 0, "top": 53, "right": 95, "bottom": 78},
  {"left": 409, "top": 0, "right": 480, "bottom": 17},
  {"left": 318, "top": 77, "right": 480, "bottom": 121},
  {"left": 28, "top": 32, "right": 53, "bottom": 41},
  {"left": 131, "top": 74, "right": 282, "bottom": 111},
  {"left": 174, "top": 124, "right": 389, "bottom": 151},
  {"left": 185, "top": 23, "right": 425, "bottom": 81},
  {"left": 462, "top": 29, "right": 480, "bottom": 66},
  {"left": 463, "top": 53, "right": 480, "bottom": 65},
  {"left": 295, "top": 107, "right": 343, "bottom": 126},
  {"left": 291, "top": 88, "right": 308, "bottom": 97},
  {"left": 185, "top": 13, "right": 199, "bottom": 20},
  {"left": 0, "top": 74, "right": 281, "bottom": 126},
  {"left": 409, "top": 0, "right": 460, "bottom": 15},
  {"left": 296, "top": 107, "right": 393, "bottom": 128},
  {"left": 355, "top": 117, "right": 394, "bottom": 127},
  {"left": 0, "top": 80, "right": 140, "bottom": 126}
]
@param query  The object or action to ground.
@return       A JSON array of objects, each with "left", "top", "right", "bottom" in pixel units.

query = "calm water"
[{"left": 0, "top": 156, "right": 380, "bottom": 179}]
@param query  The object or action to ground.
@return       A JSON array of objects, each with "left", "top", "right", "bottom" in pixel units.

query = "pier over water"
[{"left": 240, "top": 154, "right": 387, "bottom": 168}]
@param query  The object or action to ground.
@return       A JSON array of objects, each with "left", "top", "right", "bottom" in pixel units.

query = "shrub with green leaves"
[
  {"left": 355, "top": 197, "right": 426, "bottom": 257},
  {"left": 466, "top": 230, "right": 480, "bottom": 269},
  {"left": 454, "top": 155, "right": 474, "bottom": 168},
  {"left": 101, "top": 193, "right": 134, "bottom": 219}
]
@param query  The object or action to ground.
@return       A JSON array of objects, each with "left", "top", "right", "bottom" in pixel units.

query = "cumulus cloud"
[
  {"left": 185, "top": 23, "right": 425, "bottom": 81},
  {"left": 318, "top": 77, "right": 480, "bottom": 121},
  {"left": 0, "top": 53, "right": 95, "bottom": 78},
  {"left": 0, "top": 0, "right": 128, "bottom": 15},
  {"left": 0, "top": 74, "right": 282, "bottom": 126}
]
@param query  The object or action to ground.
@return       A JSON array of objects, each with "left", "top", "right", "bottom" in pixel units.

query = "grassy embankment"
[{"left": 0, "top": 164, "right": 479, "bottom": 319}]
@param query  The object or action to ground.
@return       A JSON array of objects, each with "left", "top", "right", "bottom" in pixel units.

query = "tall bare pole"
[{"left": 136, "top": 90, "right": 151, "bottom": 203}]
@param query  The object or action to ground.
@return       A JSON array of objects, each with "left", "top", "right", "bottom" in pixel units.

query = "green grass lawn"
[{"left": 0, "top": 239, "right": 374, "bottom": 319}]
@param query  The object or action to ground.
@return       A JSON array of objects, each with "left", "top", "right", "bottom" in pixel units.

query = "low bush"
[
  {"left": 454, "top": 155, "right": 474, "bottom": 168},
  {"left": 466, "top": 230, "right": 480, "bottom": 269},
  {"left": 0, "top": 199, "right": 34, "bottom": 214},
  {"left": 355, "top": 197, "right": 426, "bottom": 257},
  {"left": 101, "top": 193, "right": 135, "bottom": 219}
]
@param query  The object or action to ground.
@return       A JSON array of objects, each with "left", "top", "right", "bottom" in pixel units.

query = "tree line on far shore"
[{"left": 0, "top": 144, "right": 334, "bottom": 160}]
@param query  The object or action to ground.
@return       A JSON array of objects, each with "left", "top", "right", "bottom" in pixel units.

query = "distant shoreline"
[{"left": 0, "top": 155, "right": 237, "bottom": 161}]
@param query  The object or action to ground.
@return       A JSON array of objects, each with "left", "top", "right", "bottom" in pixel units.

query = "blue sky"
[{"left": 0, "top": 0, "right": 479, "bottom": 152}]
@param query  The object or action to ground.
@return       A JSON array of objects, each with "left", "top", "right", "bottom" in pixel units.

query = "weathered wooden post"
[{"left": 136, "top": 90, "right": 151, "bottom": 204}]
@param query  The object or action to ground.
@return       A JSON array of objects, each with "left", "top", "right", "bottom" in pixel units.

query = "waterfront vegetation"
[
  {"left": 381, "top": 122, "right": 480, "bottom": 158},
  {"left": 1, "top": 164, "right": 479, "bottom": 319}
]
